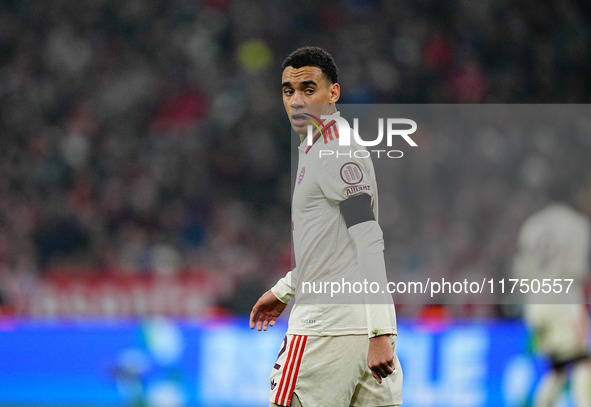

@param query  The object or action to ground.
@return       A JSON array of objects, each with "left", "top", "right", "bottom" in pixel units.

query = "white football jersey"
[
  {"left": 514, "top": 203, "right": 590, "bottom": 281},
  {"left": 287, "top": 111, "right": 396, "bottom": 336},
  {"left": 514, "top": 203, "right": 590, "bottom": 359}
]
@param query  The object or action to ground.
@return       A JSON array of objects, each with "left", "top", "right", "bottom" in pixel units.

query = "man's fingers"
[
  {"left": 371, "top": 370, "right": 382, "bottom": 384},
  {"left": 369, "top": 362, "right": 394, "bottom": 383},
  {"left": 263, "top": 314, "right": 277, "bottom": 331},
  {"left": 251, "top": 310, "right": 278, "bottom": 332},
  {"left": 380, "top": 362, "right": 394, "bottom": 376},
  {"left": 250, "top": 293, "right": 283, "bottom": 331},
  {"left": 249, "top": 309, "right": 257, "bottom": 329},
  {"left": 256, "top": 312, "right": 265, "bottom": 331},
  {"left": 376, "top": 368, "right": 388, "bottom": 378}
]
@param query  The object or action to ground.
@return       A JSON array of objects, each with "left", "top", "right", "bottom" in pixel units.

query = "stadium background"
[{"left": 1, "top": 0, "right": 591, "bottom": 405}]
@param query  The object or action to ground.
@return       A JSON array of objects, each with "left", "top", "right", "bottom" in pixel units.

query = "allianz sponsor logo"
[{"left": 345, "top": 185, "right": 371, "bottom": 196}]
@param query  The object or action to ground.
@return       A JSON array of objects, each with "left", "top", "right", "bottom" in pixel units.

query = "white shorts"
[
  {"left": 524, "top": 303, "right": 589, "bottom": 362},
  {"left": 269, "top": 334, "right": 403, "bottom": 407}
]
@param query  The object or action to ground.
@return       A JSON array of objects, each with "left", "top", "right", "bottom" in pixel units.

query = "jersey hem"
[{"left": 286, "top": 328, "right": 398, "bottom": 336}]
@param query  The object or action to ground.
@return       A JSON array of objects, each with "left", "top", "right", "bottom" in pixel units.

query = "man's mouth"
[{"left": 292, "top": 114, "right": 308, "bottom": 127}]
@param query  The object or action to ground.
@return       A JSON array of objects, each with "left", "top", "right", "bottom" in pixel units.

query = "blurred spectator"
[{"left": 0, "top": 0, "right": 590, "bottom": 318}]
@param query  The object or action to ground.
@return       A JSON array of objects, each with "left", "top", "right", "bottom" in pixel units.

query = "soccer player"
[
  {"left": 513, "top": 200, "right": 591, "bottom": 406},
  {"left": 249, "top": 47, "right": 402, "bottom": 407}
]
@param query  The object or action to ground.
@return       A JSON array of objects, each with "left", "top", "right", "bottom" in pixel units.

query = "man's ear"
[{"left": 329, "top": 83, "right": 340, "bottom": 104}]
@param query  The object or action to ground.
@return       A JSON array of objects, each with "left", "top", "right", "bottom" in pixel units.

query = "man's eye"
[
  {"left": 284, "top": 89, "right": 293, "bottom": 96},
  {"left": 305, "top": 89, "right": 314, "bottom": 95}
]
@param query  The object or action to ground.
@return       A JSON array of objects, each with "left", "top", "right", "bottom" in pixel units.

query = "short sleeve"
[{"left": 317, "top": 147, "right": 375, "bottom": 203}]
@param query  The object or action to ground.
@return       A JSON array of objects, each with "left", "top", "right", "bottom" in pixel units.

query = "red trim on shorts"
[
  {"left": 275, "top": 335, "right": 297, "bottom": 404},
  {"left": 279, "top": 336, "right": 302, "bottom": 404},
  {"left": 286, "top": 336, "right": 308, "bottom": 406},
  {"left": 274, "top": 335, "right": 308, "bottom": 406}
]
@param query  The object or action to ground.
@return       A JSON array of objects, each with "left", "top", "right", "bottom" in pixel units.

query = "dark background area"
[{"left": 0, "top": 0, "right": 590, "bottom": 318}]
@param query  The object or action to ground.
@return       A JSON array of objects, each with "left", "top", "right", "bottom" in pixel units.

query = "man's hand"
[
  {"left": 367, "top": 334, "right": 395, "bottom": 384},
  {"left": 249, "top": 290, "right": 287, "bottom": 331}
]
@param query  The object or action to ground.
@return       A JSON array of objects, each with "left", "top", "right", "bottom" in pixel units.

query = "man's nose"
[{"left": 291, "top": 91, "right": 304, "bottom": 109}]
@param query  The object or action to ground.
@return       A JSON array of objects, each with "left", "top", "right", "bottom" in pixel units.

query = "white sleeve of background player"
[
  {"left": 569, "top": 217, "right": 591, "bottom": 279},
  {"left": 271, "top": 270, "right": 293, "bottom": 304},
  {"left": 348, "top": 221, "right": 396, "bottom": 337}
]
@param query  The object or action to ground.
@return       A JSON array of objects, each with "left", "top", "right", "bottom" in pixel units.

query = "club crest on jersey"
[
  {"left": 340, "top": 162, "right": 363, "bottom": 185},
  {"left": 297, "top": 167, "right": 305, "bottom": 184}
]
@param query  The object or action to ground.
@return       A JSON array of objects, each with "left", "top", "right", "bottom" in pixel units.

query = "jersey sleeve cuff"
[
  {"left": 271, "top": 271, "right": 293, "bottom": 304},
  {"left": 369, "top": 328, "right": 394, "bottom": 338},
  {"left": 366, "top": 303, "right": 396, "bottom": 338}
]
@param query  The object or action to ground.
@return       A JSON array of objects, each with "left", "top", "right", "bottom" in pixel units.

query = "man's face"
[{"left": 281, "top": 66, "right": 340, "bottom": 136}]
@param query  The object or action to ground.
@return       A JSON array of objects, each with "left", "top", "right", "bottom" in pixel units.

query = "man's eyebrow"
[{"left": 281, "top": 80, "right": 319, "bottom": 88}]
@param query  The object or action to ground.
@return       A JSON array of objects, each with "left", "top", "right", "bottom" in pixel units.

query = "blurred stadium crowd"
[{"left": 0, "top": 0, "right": 590, "bottom": 318}]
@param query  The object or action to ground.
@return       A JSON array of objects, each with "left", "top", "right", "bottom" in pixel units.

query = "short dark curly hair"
[{"left": 281, "top": 46, "right": 339, "bottom": 84}]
